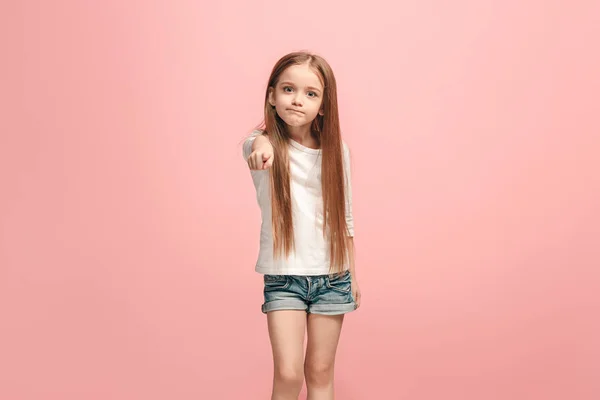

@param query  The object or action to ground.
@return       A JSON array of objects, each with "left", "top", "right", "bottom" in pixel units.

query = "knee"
[
  {"left": 274, "top": 365, "right": 304, "bottom": 388},
  {"left": 304, "top": 361, "right": 334, "bottom": 387}
]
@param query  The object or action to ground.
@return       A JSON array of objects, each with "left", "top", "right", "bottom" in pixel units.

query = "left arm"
[
  {"left": 347, "top": 236, "right": 361, "bottom": 309},
  {"left": 348, "top": 237, "right": 356, "bottom": 278},
  {"left": 342, "top": 142, "right": 361, "bottom": 309},
  {"left": 343, "top": 141, "right": 361, "bottom": 309}
]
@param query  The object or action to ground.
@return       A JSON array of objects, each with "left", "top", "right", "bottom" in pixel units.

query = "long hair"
[{"left": 257, "top": 51, "right": 350, "bottom": 274}]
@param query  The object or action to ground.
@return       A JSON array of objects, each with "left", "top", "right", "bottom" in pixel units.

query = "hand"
[
  {"left": 351, "top": 276, "right": 361, "bottom": 310},
  {"left": 248, "top": 138, "right": 274, "bottom": 170}
]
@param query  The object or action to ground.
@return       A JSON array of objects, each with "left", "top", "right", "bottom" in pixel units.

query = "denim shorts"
[{"left": 261, "top": 269, "right": 356, "bottom": 315}]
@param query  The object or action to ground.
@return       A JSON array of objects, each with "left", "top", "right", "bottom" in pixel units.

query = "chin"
[
  {"left": 279, "top": 115, "right": 305, "bottom": 127},
  {"left": 285, "top": 119, "right": 305, "bottom": 127}
]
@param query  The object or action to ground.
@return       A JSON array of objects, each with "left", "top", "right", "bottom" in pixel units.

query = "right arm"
[{"left": 245, "top": 133, "right": 274, "bottom": 170}]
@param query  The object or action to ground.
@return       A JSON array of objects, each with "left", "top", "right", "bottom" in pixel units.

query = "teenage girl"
[{"left": 243, "top": 51, "right": 361, "bottom": 400}]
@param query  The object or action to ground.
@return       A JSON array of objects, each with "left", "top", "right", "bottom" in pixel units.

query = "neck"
[{"left": 287, "top": 124, "right": 318, "bottom": 149}]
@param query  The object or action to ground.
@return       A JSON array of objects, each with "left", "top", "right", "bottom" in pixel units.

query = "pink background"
[{"left": 2, "top": 1, "right": 599, "bottom": 399}]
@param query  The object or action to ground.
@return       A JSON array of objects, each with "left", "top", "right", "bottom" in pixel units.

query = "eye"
[
  {"left": 283, "top": 86, "right": 293, "bottom": 93},
  {"left": 307, "top": 91, "right": 318, "bottom": 98}
]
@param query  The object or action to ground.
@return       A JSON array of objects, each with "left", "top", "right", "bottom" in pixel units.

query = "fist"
[{"left": 248, "top": 147, "right": 274, "bottom": 170}]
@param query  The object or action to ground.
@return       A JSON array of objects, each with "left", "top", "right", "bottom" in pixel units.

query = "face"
[{"left": 269, "top": 63, "right": 324, "bottom": 128}]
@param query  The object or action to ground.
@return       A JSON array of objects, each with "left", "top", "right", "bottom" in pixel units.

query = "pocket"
[
  {"left": 326, "top": 270, "right": 352, "bottom": 293},
  {"left": 264, "top": 275, "right": 290, "bottom": 290}
]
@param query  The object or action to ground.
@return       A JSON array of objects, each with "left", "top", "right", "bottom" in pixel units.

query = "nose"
[{"left": 292, "top": 94, "right": 303, "bottom": 107}]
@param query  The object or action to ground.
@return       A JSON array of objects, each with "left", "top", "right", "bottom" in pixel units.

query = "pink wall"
[{"left": 2, "top": 1, "right": 599, "bottom": 399}]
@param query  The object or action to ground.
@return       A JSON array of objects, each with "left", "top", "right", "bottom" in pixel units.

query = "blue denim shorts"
[{"left": 261, "top": 269, "right": 356, "bottom": 315}]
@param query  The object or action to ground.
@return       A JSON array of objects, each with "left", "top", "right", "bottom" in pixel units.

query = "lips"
[{"left": 287, "top": 109, "right": 304, "bottom": 115}]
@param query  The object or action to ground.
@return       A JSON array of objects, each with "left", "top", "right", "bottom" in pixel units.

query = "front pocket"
[
  {"left": 264, "top": 275, "right": 290, "bottom": 290},
  {"left": 326, "top": 273, "right": 351, "bottom": 293}
]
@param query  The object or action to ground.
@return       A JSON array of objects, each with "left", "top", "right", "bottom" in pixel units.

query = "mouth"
[{"left": 287, "top": 109, "right": 305, "bottom": 115}]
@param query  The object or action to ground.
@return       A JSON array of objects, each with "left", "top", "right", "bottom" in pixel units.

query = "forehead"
[{"left": 278, "top": 64, "right": 323, "bottom": 89}]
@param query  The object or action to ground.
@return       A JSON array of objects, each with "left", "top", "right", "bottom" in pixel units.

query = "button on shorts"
[{"left": 261, "top": 269, "right": 356, "bottom": 315}]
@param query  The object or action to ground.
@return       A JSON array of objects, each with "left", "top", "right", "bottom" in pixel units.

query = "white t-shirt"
[{"left": 243, "top": 130, "right": 354, "bottom": 276}]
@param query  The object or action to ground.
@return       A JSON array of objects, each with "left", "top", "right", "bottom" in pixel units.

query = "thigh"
[
  {"left": 267, "top": 310, "right": 307, "bottom": 370},
  {"left": 305, "top": 313, "right": 345, "bottom": 366}
]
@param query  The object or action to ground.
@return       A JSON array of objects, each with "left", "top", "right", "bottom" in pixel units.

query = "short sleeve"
[{"left": 342, "top": 142, "right": 354, "bottom": 237}]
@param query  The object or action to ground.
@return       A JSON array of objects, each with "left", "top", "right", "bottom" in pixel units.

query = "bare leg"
[
  {"left": 304, "top": 313, "right": 345, "bottom": 400},
  {"left": 267, "top": 310, "right": 307, "bottom": 400}
]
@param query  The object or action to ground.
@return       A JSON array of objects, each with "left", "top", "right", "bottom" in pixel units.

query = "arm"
[
  {"left": 244, "top": 132, "right": 274, "bottom": 170},
  {"left": 348, "top": 236, "right": 361, "bottom": 309},
  {"left": 252, "top": 133, "right": 271, "bottom": 152},
  {"left": 348, "top": 236, "right": 356, "bottom": 279},
  {"left": 343, "top": 143, "right": 361, "bottom": 309}
]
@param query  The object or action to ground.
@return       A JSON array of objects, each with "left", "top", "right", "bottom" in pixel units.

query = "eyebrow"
[{"left": 279, "top": 81, "right": 323, "bottom": 93}]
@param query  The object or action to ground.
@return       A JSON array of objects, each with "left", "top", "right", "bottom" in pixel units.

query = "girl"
[{"left": 242, "top": 51, "right": 361, "bottom": 400}]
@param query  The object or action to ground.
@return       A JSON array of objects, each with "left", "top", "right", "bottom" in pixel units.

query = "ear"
[
  {"left": 268, "top": 87, "right": 276, "bottom": 107},
  {"left": 318, "top": 109, "right": 324, "bottom": 116}
]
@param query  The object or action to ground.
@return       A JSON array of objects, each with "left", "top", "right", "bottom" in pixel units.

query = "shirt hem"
[{"left": 255, "top": 265, "right": 349, "bottom": 276}]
